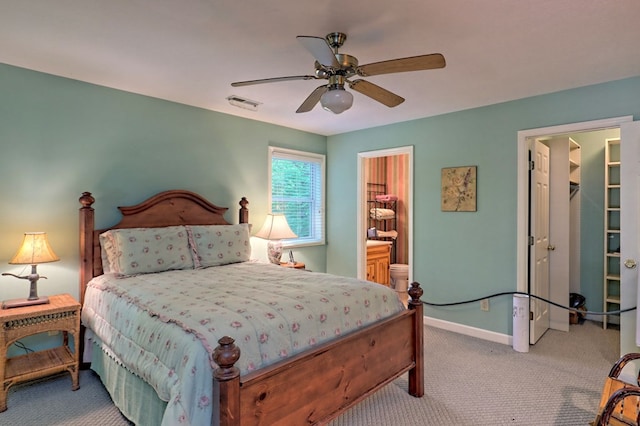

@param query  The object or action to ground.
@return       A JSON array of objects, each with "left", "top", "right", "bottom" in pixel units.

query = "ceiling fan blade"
[
  {"left": 349, "top": 79, "right": 404, "bottom": 107},
  {"left": 357, "top": 53, "right": 446, "bottom": 77},
  {"left": 231, "top": 75, "right": 317, "bottom": 87},
  {"left": 297, "top": 36, "right": 340, "bottom": 68},
  {"left": 296, "top": 85, "right": 328, "bottom": 113}
]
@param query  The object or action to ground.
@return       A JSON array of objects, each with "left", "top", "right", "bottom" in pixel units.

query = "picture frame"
[{"left": 441, "top": 166, "right": 477, "bottom": 212}]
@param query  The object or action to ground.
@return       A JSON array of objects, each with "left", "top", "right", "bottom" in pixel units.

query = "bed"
[{"left": 78, "top": 189, "right": 424, "bottom": 426}]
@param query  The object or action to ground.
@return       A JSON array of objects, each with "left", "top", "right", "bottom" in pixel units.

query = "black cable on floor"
[
  {"left": 422, "top": 291, "right": 636, "bottom": 316},
  {"left": 13, "top": 340, "right": 34, "bottom": 355}
]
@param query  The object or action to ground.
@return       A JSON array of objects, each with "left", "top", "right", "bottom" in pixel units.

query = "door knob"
[
  {"left": 547, "top": 245, "right": 555, "bottom": 251},
  {"left": 624, "top": 259, "right": 637, "bottom": 269}
]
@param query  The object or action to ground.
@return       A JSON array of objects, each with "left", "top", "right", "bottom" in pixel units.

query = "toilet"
[{"left": 389, "top": 264, "right": 409, "bottom": 292}]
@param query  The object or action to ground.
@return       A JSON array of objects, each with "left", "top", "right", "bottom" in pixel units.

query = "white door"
[
  {"left": 530, "top": 139, "right": 551, "bottom": 344},
  {"left": 621, "top": 121, "right": 640, "bottom": 354}
]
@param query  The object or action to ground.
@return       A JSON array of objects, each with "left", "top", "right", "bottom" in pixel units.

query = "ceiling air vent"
[{"left": 226, "top": 95, "right": 261, "bottom": 111}]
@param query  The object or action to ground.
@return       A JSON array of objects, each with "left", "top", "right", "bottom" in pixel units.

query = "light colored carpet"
[
  {"left": 334, "top": 320, "right": 619, "bottom": 426},
  {"left": 2, "top": 320, "right": 620, "bottom": 425}
]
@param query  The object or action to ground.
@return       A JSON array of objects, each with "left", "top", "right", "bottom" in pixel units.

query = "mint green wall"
[
  {"left": 326, "top": 76, "right": 640, "bottom": 337},
  {"left": 0, "top": 63, "right": 327, "bottom": 313}
]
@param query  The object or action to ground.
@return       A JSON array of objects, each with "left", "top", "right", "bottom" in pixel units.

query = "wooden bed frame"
[{"left": 78, "top": 190, "right": 424, "bottom": 426}]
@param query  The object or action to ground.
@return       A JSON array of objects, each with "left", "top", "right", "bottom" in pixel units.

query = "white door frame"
[
  {"left": 357, "top": 146, "right": 414, "bottom": 283},
  {"left": 517, "top": 116, "right": 632, "bottom": 296}
]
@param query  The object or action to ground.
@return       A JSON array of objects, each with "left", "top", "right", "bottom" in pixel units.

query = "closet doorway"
[
  {"left": 356, "top": 146, "right": 414, "bottom": 299},
  {"left": 517, "top": 116, "right": 632, "bottom": 350}
]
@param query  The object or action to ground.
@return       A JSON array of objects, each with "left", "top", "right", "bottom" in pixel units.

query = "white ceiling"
[{"left": 1, "top": 0, "right": 639, "bottom": 136}]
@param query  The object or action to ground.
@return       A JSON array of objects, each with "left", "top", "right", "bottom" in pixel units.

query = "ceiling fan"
[{"left": 230, "top": 32, "right": 446, "bottom": 114}]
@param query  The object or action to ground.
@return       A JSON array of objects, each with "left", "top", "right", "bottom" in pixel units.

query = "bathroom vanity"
[{"left": 366, "top": 240, "right": 392, "bottom": 286}]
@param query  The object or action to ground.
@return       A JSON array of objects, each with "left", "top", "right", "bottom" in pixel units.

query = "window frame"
[{"left": 267, "top": 146, "right": 326, "bottom": 248}]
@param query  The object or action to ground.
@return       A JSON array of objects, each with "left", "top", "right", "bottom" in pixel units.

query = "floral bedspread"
[{"left": 81, "top": 262, "right": 404, "bottom": 426}]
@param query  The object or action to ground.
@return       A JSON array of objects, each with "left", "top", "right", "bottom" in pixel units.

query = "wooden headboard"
[{"left": 78, "top": 190, "right": 249, "bottom": 305}]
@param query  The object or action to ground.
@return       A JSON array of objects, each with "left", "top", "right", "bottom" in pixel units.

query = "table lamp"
[
  {"left": 255, "top": 214, "right": 297, "bottom": 264},
  {"left": 2, "top": 232, "right": 60, "bottom": 309}
]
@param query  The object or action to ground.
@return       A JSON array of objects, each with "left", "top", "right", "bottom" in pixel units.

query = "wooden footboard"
[{"left": 212, "top": 282, "right": 424, "bottom": 426}]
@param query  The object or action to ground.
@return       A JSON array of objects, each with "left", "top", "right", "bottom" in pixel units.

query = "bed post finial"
[
  {"left": 213, "top": 336, "right": 241, "bottom": 378},
  {"left": 239, "top": 197, "right": 249, "bottom": 224},
  {"left": 408, "top": 281, "right": 423, "bottom": 306},
  {"left": 79, "top": 191, "right": 95, "bottom": 208}
]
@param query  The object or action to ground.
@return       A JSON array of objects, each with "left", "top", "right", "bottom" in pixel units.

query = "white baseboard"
[
  {"left": 586, "top": 313, "right": 618, "bottom": 325},
  {"left": 424, "top": 316, "right": 513, "bottom": 346}
]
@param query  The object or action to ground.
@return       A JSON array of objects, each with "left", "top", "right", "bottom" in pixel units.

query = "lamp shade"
[
  {"left": 255, "top": 214, "right": 297, "bottom": 240},
  {"left": 320, "top": 88, "right": 353, "bottom": 114},
  {"left": 9, "top": 232, "right": 60, "bottom": 265}
]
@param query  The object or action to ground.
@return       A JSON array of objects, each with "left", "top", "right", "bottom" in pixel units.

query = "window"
[{"left": 268, "top": 146, "right": 325, "bottom": 247}]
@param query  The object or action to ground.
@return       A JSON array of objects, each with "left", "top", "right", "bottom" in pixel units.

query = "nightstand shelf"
[
  {"left": 6, "top": 345, "right": 76, "bottom": 380},
  {"left": 0, "top": 293, "right": 80, "bottom": 412}
]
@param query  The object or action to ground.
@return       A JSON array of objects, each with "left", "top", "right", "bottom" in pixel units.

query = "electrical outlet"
[{"left": 480, "top": 298, "right": 490, "bottom": 311}]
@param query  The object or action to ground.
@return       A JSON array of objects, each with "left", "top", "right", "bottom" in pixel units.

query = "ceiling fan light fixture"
[{"left": 320, "top": 88, "right": 353, "bottom": 114}]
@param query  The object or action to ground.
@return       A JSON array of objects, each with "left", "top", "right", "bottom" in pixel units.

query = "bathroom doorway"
[{"left": 357, "top": 146, "right": 414, "bottom": 298}]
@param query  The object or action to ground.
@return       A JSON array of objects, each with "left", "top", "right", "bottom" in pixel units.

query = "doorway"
[
  {"left": 517, "top": 116, "right": 633, "bottom": 349},
  {"left": 357, "top": 146, "right": 414, "bottom": 290}
]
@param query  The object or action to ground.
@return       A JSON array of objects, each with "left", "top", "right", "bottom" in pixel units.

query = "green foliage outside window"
[{"left": 271, "top": 158, "right": 315, "bottom": 238}]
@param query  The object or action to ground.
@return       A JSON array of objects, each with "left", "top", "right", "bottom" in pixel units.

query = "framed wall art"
[{"left": 441, "top": 166, "right": 477, "bottom": 212}]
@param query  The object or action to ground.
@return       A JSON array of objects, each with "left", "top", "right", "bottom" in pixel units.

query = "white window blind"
[{"left": 268, "top": 147, "right": 325, "bottom": 246}]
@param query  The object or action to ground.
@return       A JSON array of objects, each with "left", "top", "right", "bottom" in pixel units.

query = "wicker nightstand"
[{"left": 0, "top": 293, "right": 80, "bottom": 412}]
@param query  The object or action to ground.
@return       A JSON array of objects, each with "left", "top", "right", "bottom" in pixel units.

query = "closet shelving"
[
  {"left": 603, "top": 138, "right": 621, "bottom": 329},
  {"left": 367, "top": 182, "right": 397, "bottom": 263},
  {"left": 569, "top": 139, "right": 581, "bottom": 198}
]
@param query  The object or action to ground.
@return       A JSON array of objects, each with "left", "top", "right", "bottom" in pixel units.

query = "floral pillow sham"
[
  {"left": 187, "top": 224, "right": 251, "bottom": 268},
  {"left": 99, "top": 223, "right": 252, "bottom": 276},
  {"left": 100, "top": 226, "right": 193, "bottom": 276}
]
